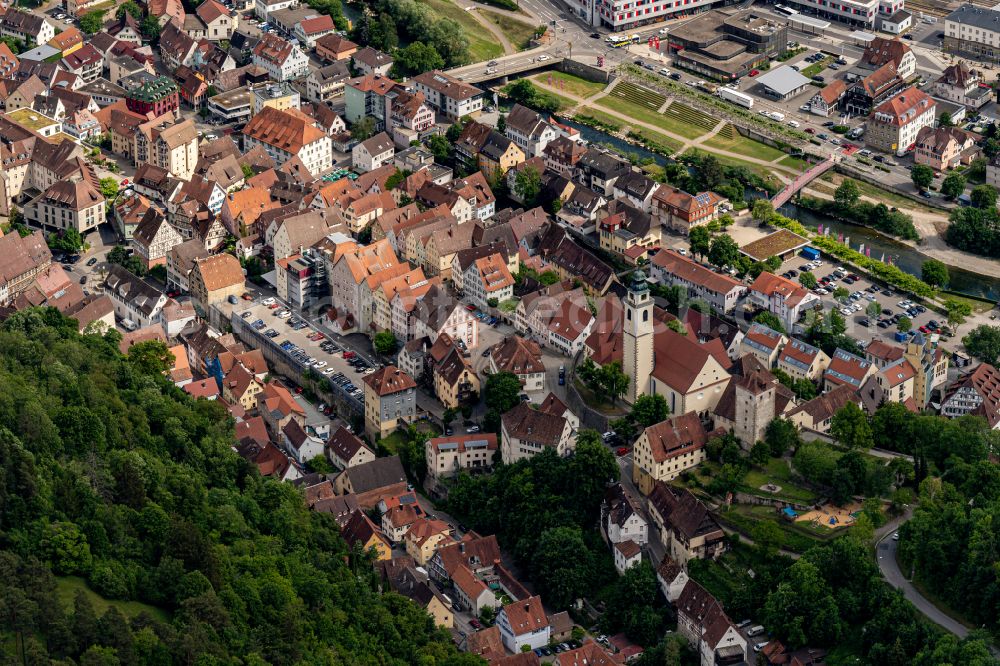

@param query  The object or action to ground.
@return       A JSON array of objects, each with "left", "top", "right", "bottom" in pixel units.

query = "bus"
[{"left": 606, "top": 33, "right": 640, "bottom": 47}]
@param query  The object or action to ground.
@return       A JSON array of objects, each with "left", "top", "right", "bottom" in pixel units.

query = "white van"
[
  {"left": 747, "top": 625, "right": 766, "bottom": 637},
  {"left": 121, "top": 319, "right": 137, "bottom": 332}
]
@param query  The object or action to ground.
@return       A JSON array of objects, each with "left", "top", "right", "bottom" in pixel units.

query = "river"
[
  {"left": 557, "top": 118, "right": 1000, "bottom": 300},
  {"left": 781, "top": 204, "right": 1000, "bottom": 301}
]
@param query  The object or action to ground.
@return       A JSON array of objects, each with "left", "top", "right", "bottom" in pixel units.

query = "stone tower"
[
  {"left": 624, "top": 270, "right": 654, "bottom": 404},
  {"left": 734, "top": 372, "right": 776, "bottom": 448}
]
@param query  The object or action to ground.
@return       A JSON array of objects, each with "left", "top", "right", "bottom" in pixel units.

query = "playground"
[{"left": 785, "top": 501, "right": 863, "bottom": 530}]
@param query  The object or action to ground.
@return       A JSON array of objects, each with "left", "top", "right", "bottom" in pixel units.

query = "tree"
[
  {"left": 599, "top": 361, "right": 629, "bottom": 405},
  {"left": 631, "top": 394, "right": 668, "bottom": 427},
  {"left": 941, "top": 172, "right": 967, "bottom": 200},
  {"left": 911, "top": 164, "right": 934, "bottom": 192},
  {"left": 753, "top": 311, "right": 785, "bottom": 334},
  {"left": 513, "top": 166, "right": 541, "bottom": 205},
  {"left": 531, "top": 526, "right": 591, "bottom": 610},
  {"left": 48, "top": 228, "right": 85, "bottom": 254},
  {"left": 373, "top": 331, "right": 398, "bottom": 355},
  {"left": 763, "top": 559, "right": 844, "bottom": 647},
  {"left": 99, "top": 177, "right": 119, "bottom": 200},
  {"left": 79, "top": 10, "right": 106, "bottom": 34},
  {"left": 939, "top": 111, "right": 954, "bottom": 127},
  {"left": 140, "top": 13, "right": 162, "bottom": 41},
  {"left": 707, "top": 234, "right": 739, "bottom": 268},
  {"left": 832, "top": 286, "right": 849, "bottom": 302},
  {"left": 750, "top": 518, "right": 784, "bottom": 555},
  {"left": 834, "top": 179, "right": 860, "bottom": 209},
  {"left": 765, "top": 418, "right": 801, "bottom": 457},
  {"left": 688, "top": 226, "right": 711, "bottom": 259},
  {"left": 945, "top": 298, "right": 972, "bottom": 326},
  {"left": 830, "top": 402, "right": 873, "bottom": 450},
  {"left": 897, "top": 315, "right": 911, "bottom": 333},
  {"left": 427, "top": 134, "right": 450, "bottom": 162},
  {"left": 496, "top": 113, "right": 506, "bottom": 133},
  {"left": 920, "top": 259, "right": 949, "bottom": 288},
  {"left": 793, "top": 378, "right": 816, "bottom": 401},
  {"left": 107, "top": 245, "right": 145, "bottom": 276},
  {"left": 697, "top": 154, "right": 724, "bottom": 191},
  {"left": 971, "top": 183, "right": 998, "bottom": 210},
  {"left": 963, "top": 325, "right": 1000, "bottom": 364},
  {"left": 750, "top": 440, "right": 771, "bottom": 465},
  {"left": 116, "top": 1, "right": 142, "bottom": 18},
  {"left": 392, "top": 41, "right": 444, "bottom": 77},
  {"left": 866, "top": 300, "right": 882, "bottom": 318},
  {"left": 484, "top": 371, "right": 522, "bottom": 415},
  {"left": 799, "top": 271, "right": 818, "bottom": 289},
  {"left": 751, "top": 199, "right": 775, "bottom": 224},
  {"left": 351, "top": 116, "right": 376, "bottom": 141}
]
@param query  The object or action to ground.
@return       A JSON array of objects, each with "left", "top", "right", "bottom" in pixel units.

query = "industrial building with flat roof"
[{"left": 667, "top": 9, "right": 789, "bottom": 81}]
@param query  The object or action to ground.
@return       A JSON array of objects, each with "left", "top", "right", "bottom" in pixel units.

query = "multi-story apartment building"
[
  {"left": 362, "top": 366, "right": 417, "bottom": 439},
  {"left": 135, "top": 117, "right": 199, "bottom": 181},
  {"left": 650, "top": 250, "right": 746, "bottom": 314},
  {"left": 132, "top": 213, "right": 184, "bottom": 269},
  {"left": 252, "top": 33, "right": 309, "bottom": 81},
  {"left": 124, "top": 73, "right": 180, "bottom": 117},
  {"left": 0, "top": 231, "right": 52, "bottom": 306},
  {"left": 865, "top": 86, "right": 936, "bottom": 156},
  {"left": 242, "top": 106, "right": 332, "bottom": 177},
  {"left": 411, "top": 70, "right": 484, "bottom": 120},
  {"left": 425, "top": 433, "right": 498, "bottom": 485},
  {"left": 24, "top": 180, "right": 105, "bottom": 235},
  {"left": 945, "top": 4, "right": 1000, "bottom": 63}
]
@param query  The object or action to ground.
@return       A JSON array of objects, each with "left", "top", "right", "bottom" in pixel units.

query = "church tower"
[{"left": 623, "top": 270, "right": 654, "bottom": 404}]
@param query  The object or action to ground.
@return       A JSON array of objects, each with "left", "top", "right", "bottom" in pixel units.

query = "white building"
[
  {"left": 411, "top": 70, "right": 484, "bottom": 121},
  {"left": 352, "top": 132, "right": 395, "bottom": 173},
  {"left": 252, "top": 33, "right": 309, "bottom": 81},
  {"left": 497, "top": 597, "right": 550, "bottom": 653},
  {"left": 865, "top": 87, "right": 936, "bottom": 156}
]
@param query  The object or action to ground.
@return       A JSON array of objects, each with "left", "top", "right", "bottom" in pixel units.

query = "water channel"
[{"left": 559, "top": 118, "right": 1000, "bottom": 301}]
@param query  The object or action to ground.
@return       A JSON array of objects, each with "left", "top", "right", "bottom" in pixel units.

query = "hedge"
[{"left": 768, "top": 213, "right": 936, "bottom": 298}]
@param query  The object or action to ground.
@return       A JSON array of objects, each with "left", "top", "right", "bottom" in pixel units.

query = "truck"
[{"left": 719, "top": 86, "right": 754, "bottom": 109}]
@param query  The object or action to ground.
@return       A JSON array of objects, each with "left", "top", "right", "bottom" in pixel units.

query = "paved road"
[{"left": 875, "top": 510, "right": 974, "bottom": 639}]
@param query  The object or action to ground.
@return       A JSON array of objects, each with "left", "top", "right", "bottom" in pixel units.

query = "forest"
[{"left": 0, "top": 308, "right": 482, "bottom": 665}]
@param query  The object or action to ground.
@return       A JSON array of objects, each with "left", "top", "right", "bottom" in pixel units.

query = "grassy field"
[
  {"left": 56, "top": 576, "right": 170, "bottom": 623},
  {"left": 741, "top": 458, "right": 818, "bottom": 504},
  {"left": 801, "top": 56, "right": 835, "bottom": 79},
  {"left": 822, "top": 173, "right": 939, "bottom": 214},
  {"left": 576, "top": 107, "right": 623, "bottom": 131},
  {"left": 720, "top": 504, "right": 833, "bottom": 553},
  {"left": 627, "top": 126, "right": 684, "bottom": 154},
  {"left": 702, "top": 131, "right": 787, "bottom": 162},
  {"left": 419, "top": 0, "right": 503, "bottom": 62},
  {"left": 779, "top": 154, "right": 809, "bottom": 171},
  {"left": 481, "top": 10, "right": 537, "bottom": 50},
  {"left": 533, "top": 71, "right": 607, "bottom": 99},
  {"left": 940, "top": 292, "right": 995, "bottom": 314}
]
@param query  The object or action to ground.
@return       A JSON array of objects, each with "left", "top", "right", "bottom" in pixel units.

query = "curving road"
[{"left": 875, "top": 512, "right": 971, "bottom": 639}]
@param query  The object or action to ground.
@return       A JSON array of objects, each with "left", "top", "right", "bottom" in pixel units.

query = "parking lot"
[
  {"left": 774, "top": 254, "right": 952, "bottom": 345},
  {"left": 236, "top": 300, "right": 377, "bottom": 411}
]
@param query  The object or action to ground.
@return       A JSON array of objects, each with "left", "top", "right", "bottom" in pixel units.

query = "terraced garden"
[
  {"left": 607, "top": 81, "right": 666, "bottom": 110},
  {"left": 661, "top": 101, "right": 718, "bottom": 138}
]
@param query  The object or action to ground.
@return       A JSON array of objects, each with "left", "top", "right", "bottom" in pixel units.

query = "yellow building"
[
  {"left": 221, "top": 364, "right": 264, "bottom": 412},
  {"left": 341, "top": 510, "right": 391, "bottom": 561},
  {"left": 433, "top": 347, "right": 480, "bottom": 410},
  {"left": 597, "top": 209, "right": 662, "bottom": 265},
  {"left": 403, "top": 518, "right": 453, "bottom": 566},
  {"left": 632, "top": 413, "right": 711, "bottom": 495},
  {"left": 189, "top": 254, "right": 244, "bottom": 312},
  {"left": 477, "top": 134, "right": 524, "bottom": 183}
]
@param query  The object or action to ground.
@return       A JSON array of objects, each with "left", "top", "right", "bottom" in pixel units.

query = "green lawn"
[
  {"left": 419, "top": 0, "right": 503, "bottom": 62},
  {"left": 56, "top": 576, "right": 170, "bottom": 623},
  {"left": 532, "top": 71, "right": 607, "bottom": 99},
  {"left": 779, "top": 155, "right": 809, "bottom": 171},
  {"left": 379, "top": 430, "right": 409, "bottom": 454},
  {"left": 801, "top": 56, "right": 834, "bottom": 79},
  {"left": 575, "top": 107, "right": 623, "bottom": 131},
  {"left": 741, "top": 458, "right": 818, "bottom": 504},
  {"left": 682, "top": 149, "right": 790, "bottom": 182},
  {"left": 481, "top": 10, "right": 537, "bottom": 50},
  {"left": 701, "top": 132, "right": 787, "bottom": 162}
]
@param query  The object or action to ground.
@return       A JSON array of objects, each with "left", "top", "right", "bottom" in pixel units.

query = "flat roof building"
[
  {"left": 667, "top": 9, "right": 788, "bottom": 81},
  {"left": 755, "top": 65, "right": 811, "bottom": 100}
]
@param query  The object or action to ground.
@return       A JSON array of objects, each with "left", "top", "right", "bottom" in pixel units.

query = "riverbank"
[{"left": 802, "top": 183, "right": 1000, "bottom": 283}]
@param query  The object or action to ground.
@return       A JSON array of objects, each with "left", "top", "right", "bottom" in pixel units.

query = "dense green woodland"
[{"left": 0, "top": 308, "right": 483, "bottom": 665}]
